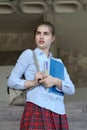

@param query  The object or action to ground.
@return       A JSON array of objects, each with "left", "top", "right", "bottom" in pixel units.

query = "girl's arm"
[{"left": 39, "top": 67, "right": 75, "bottom": 95}]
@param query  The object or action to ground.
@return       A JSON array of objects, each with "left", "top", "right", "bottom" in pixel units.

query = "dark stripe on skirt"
[{"left": 20, "top": 102, "right": 69, "bottom": 130}]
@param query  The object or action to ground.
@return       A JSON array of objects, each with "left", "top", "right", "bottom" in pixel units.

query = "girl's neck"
[{"left": 44, "top": 51, "right": 49, "bottom": 57}]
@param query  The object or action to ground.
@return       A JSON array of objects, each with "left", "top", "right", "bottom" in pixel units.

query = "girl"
[{"left": 7, "top": 21, "right": 75, "bottom": 130}]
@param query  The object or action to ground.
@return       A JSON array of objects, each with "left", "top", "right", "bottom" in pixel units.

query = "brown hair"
[{"left": 34, "top": 21, "right": 55, "bottom": 38}]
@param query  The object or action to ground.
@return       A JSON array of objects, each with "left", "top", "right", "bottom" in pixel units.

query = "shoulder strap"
[
  {"left": 33, "top": 51, "right": 40, "bottom": 72},
  {"left": 24, "top": 51, "right": 40, "bottom": 91},
  {"left": 7, "top": 50, "right": 40, "bottom": 95}
]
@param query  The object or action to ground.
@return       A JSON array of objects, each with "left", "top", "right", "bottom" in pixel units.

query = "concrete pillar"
[{"left": 43, "top": 0, "right": 58, "bottom": 57}]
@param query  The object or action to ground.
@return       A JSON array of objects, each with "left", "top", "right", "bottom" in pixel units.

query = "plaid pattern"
[{"left": 20, "top": 102, "right": 69, "bottom": 130}]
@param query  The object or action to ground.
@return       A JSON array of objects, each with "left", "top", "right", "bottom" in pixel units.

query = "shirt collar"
[{"left": 34, "top": 47, "right": 52, "bottom": 58}]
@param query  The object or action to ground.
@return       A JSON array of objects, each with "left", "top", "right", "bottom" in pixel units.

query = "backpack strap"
[
  {"left": 7, "top": 50, "right": 40, "bottom": 95},
  {"left": 33, "top": 51, "right": 40, "bottom": 72},
  {"left": 23, "top": 50, "right": 40, "bottom": 92}
]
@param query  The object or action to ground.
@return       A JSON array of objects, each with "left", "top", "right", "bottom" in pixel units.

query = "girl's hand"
[
  {"left": 39, "top": 75, "right": 55, "bottom": 87},
  {"left": 39, "top": 74, "right": 62, "bottom": 89},
  {"left": 34, "top": 72, "right": 44, "bottom": 84},
  {"left": 24, "top": 72, "right": 44, "bottom": 89}
]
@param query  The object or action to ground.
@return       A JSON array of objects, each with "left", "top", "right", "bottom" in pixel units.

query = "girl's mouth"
[{"left": 39, "top": 40, "right": 44, "bottom": 44}]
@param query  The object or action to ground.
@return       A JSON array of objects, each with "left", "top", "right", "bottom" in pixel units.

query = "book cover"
[
  {"left": 50, "top": 58, "right": 64, "bottom": 80},
  {"left": 49, "top": 58, "right": 64, "bottom": 95}
]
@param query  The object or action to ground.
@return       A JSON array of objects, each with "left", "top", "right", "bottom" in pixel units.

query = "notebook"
[{"left": 49, "top": 58, "right": 64, "bottom": 96}]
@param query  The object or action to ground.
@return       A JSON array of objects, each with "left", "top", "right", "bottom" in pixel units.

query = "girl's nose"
[{"left": 40, "top": 33, "right": 44, "bottom": 39}]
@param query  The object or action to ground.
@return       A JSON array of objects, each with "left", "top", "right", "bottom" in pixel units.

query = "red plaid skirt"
[{"left": 20, "top": 102, "right": 69, "bottom": 130}]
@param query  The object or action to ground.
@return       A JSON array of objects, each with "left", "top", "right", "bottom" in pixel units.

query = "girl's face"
[{"left": 35, "top": 25, "right": 55, "bottom": 51}]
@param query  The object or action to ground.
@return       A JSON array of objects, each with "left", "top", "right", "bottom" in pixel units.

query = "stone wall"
[
  {"left": 0, "top": 33, "right": 35, "bottom": 51},
  {"left": 0, "top": 33, "right": 36, "bottom": 65},
  {"left": 0, "top": 34, "right": 87, "bottom": 88},
  {"left": 59, "top": 49, "right": 87, "bottom": 88}
]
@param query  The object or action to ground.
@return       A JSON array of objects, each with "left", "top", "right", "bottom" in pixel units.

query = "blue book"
[{"left": 49, "top": 58, "right": 64, "bottom": 96}]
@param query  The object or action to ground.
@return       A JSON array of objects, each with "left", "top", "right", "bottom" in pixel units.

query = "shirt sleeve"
[
  {"left": 61, "top": 66, "right": 75, "bottom": 95},
  {"left": 51, "top": 58, "right": 75, "bottom": 95},
  {"left": 7, "top": 49, "right": 32, "bottom": 90}
]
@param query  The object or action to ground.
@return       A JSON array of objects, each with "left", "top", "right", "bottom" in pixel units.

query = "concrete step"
[
  {"left": 66, "top": 102, "right": 87, "bottom": 130},
  {"left": 0, "top": 102, "right": 23, "bottom": 130},
  {"left": 0, "top": 102, "right": 87, "bottom": 130}
]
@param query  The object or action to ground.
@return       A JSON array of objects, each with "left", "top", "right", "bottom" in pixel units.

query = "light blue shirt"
[{"left": 7, "top": 48, "right": 75, "bottom": 114}]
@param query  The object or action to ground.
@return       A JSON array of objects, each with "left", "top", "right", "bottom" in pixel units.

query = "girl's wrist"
[
  {"left": 24, "top": 80, "right": 37, "bottom": 89},
  {"left": 54, "top": 78, "right": 62, "bottom": 90},
  {"left": 33, "top": 80, "right": 38, "bottom": 86}
]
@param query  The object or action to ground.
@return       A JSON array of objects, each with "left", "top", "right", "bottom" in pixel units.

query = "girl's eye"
[
  {"left": 36, "top": 31, "right": 50, "bottom": 35},
  {"left": 44, "top": 32, "right": 49, "bottom": 35},
  {"left": 36, "top": 31, "right": 40, "bottom": 35}
]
